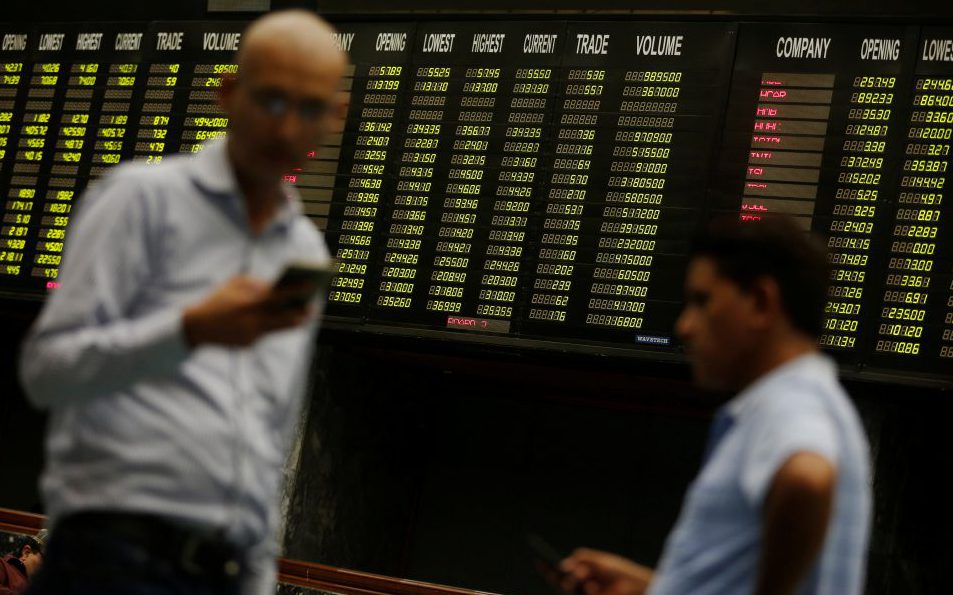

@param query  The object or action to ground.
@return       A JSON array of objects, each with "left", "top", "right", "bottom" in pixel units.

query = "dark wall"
[
  {"left": 284, "top": 339, "right": 709, "bottom": 594},
  {"left": 2, "top": 307, "right": 952, "bottom": 594},
  {"left": 861, "top": 387, "right": 953, "bottom": 592},
  {"left": 282, "top": 335, "right": 952, "bottom": 595},
  {"left": 0, "top": 302, "right": 45, "bottom": 513}
]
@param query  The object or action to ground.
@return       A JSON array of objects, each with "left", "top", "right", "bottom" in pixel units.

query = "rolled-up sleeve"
[
  {"left": 19, "top": 170, "right": 190, "bottom": 409},
  {"left": 739, "top": 396, "right": 837, "bottom": 507}
]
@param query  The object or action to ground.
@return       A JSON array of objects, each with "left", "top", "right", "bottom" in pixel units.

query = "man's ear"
[
  {"left": 217, "top": 73, "right": 239, "bottom": 112},
  {"left": 749, "top": 275, "right": 783, "bottom": 328},
  {"left": 20, "top": 544, "right": 34, "bottom": 557},
  {"left": 334, "top": 90, "right": 349, "bottom": 120}
]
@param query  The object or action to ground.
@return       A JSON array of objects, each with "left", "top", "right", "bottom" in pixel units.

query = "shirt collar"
[
  {"left": 725, "top": 352, "right": 835, "bottom": 420},
  {"left": 190, "top": 136, "right": 240, "bottom": 196},
  {"left": 188, "top": 136, "right": 303, "bottom": 232}
]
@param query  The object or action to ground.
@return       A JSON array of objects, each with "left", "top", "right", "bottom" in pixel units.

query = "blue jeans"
[{"left": 26, "top": 518, "right": 241, "bottom": 595}]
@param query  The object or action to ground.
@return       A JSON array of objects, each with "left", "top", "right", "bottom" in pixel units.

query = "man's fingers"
[
  {"left": 560, "top": 562, "right": 573, "bottom": 576},
  {"left": 185, "top": 275, "right": 314, "bottom": 347},
  {"left": 572, "top": 564, "right": 593, "bottom": 581},
  {"left": 561, "top": 549, "right": 652, "bottom": 595},
  {"left": 259, "top": 305, "right": 311, "bottom": 333},
  {"left": 568, "top": 548, "right": 601, "bottom": 563},
  {"left": 270, "top": 281, "right": 312, "bottom": 298},
  {"left": 230, "top": 275, "right": 271, "bottom": 295},
  {"left": 266, "top": 283, "right": 316, "bottom": 310}
]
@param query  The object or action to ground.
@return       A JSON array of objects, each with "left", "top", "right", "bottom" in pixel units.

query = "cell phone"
[
  {"left": 526, "top": 533, "right": 574, "bottom": 595},
  {"left": 272, "top": 259, "right": 336, "bottom": 308}
]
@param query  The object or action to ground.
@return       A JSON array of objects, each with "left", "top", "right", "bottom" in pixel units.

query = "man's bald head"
[
  {"left": 219, "top": 9, "right": 348, "bottom": 186},
  {"left": 237, "top": 10, "right": 346, "bottom": 79}
]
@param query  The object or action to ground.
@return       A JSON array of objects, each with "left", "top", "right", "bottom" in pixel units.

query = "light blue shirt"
[
  {"left": 19, "top": 138, "right": 329, "bottom": 595},
  {"left": 649, "top": 353, "right": 871, "bottom": 595}
]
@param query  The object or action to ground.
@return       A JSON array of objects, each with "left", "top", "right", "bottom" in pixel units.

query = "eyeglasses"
[{"left": 249, "top": 89, "right": 331, "bottom": 122}]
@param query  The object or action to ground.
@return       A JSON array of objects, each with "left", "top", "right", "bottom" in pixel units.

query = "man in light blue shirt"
[
  {"left": 562, "top": 217, "right": 871, "bottom": 595},
  {"left": 19, "top": 11, "right": 346, "bottom": 595}
]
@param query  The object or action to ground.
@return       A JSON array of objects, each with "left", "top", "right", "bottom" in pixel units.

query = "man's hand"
[
  {"left": 182, "top": 276, "right": 313, "bottom": 347},
  {"left": 560, "top": 548, "right": 654, "bottom": 595}
]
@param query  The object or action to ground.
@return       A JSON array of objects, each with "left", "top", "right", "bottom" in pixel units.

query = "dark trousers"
[{"left": 26, "top": 513, "right": 242, "bottom": 595}]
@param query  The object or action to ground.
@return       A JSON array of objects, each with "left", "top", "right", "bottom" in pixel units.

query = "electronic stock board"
[{"left": 0, "top": 19, "right": 951, "bottom": 383}]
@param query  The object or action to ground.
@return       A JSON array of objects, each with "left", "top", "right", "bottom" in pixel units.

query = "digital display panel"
[
  {"left": 0, "top": 19, "right": 952, "bottom": 384},
  {"left": 134, "top": 23, "right": 245, "bottom": 162},
  {"left": 16, "top": 29, "right": 69, "bottom": 287},
  {"left": 714, "top": 24, "right": 922, "bottom": 370},
  {"left": 323, "top": 23, "right": 415, "bottom": 313},
  {"left": 363, "top": 22, "right": 571, "bottom": 333},
  {"left": 519, "top": 22, "right": 734, "bottom": 347},
  {"left": 867, "top": 27, "right": 953, "bottom": 375},
  {"left": 0, "top": 26, "right": 34, "bottom": 282},
  {"left": 0, "top": 26, "right": 145, "bottom": 287}
]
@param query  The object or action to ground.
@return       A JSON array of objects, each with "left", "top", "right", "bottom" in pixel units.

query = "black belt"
[{"left": 55, "top": 511, "right": 244, "bottom": 582}]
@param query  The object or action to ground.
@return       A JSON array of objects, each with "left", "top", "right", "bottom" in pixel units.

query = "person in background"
[
  {"left": 0, "top": 531, "right": 47, "bottom": 595},
  {"left": 19, "top": 10, "right": 346, "bottom": 595},
  {"left": 561, "top": 216, "right": 872, "bottom": 595}
]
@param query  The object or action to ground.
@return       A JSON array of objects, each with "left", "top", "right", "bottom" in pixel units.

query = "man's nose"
[
  {"left": 675, "top": 308, "right": 693, "bottom": 341},
  {"left": 275, "top": 108, "right": 301, "bottom": 142}
]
